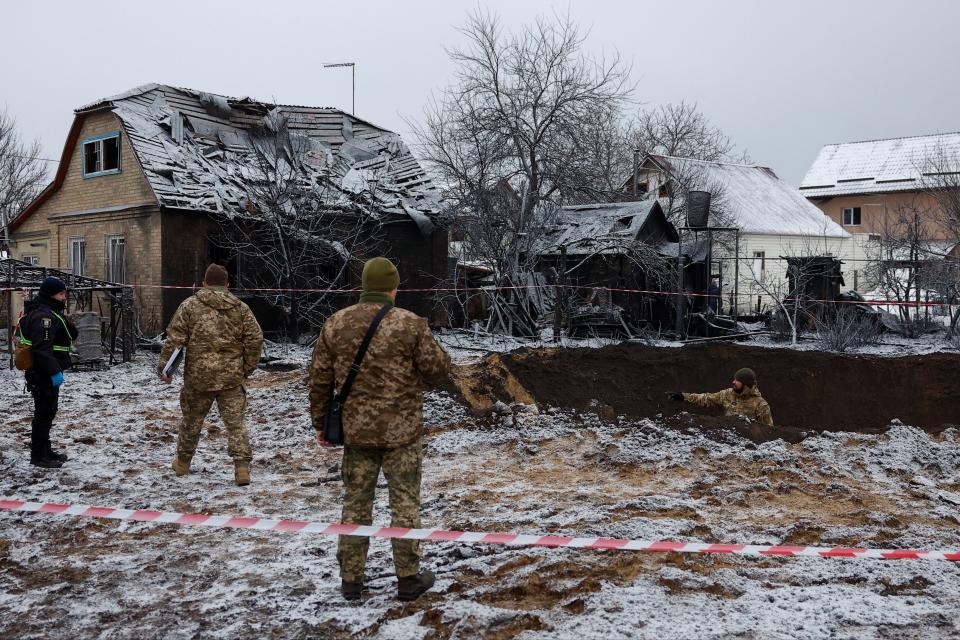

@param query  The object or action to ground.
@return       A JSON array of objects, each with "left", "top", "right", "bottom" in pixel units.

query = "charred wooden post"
[
  {"left": 675, "top": 227, "right": 684, "bottom": 337},
  {"left": 554, "top": 245, "right": 567, "bottom": 342}
]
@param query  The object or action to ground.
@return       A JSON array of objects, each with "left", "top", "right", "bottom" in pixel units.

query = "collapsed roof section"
[
  {"left": 77, "top": 84, "right": 444, "bottom": 233},
  {"left": 532, "top": 200, "right": 678, "bottom": 257}
]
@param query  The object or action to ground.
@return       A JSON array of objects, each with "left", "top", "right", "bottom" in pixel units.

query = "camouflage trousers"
[
  {"left": 176, "top": 385, "right": 251, "bottom": 463},
  {"left": 337, "top": 439, "right": 423, "bottom": 582}
]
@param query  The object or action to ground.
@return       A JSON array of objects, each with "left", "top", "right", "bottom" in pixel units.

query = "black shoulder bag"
[{"left": 323, "top": 304, "right": 392, "bottom": 445}]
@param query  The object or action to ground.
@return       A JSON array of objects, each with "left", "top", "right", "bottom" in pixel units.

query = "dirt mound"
[
  {"left": 664, "top": 413, "right": 811, "bottom": 444},
  {"left": 453, "top": 343, "right": 960, "bottom": 433}
]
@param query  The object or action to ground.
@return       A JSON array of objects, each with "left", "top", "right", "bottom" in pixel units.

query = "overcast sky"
[{"left": 3, "top": 0, "right": 959, "bottom": 186}]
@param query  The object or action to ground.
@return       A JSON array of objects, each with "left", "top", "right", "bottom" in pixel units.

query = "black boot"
[
  {"left": 341, "top": 580, "right": 363, "bottom": 601},
  {"left": 397, "top": 570, "right": 435, "bottom": 602},
  {"left": 46, "top": 443, "right": 68, "bottom": 463},
  {"left": 31, "top": 419, "right": 61, "bottom": 468},
  {"left": 30, "top": 441, "right": 62, "bottom": 468},
  {"left": 31, "top": 456, "right": 63, "bottom": 469}
]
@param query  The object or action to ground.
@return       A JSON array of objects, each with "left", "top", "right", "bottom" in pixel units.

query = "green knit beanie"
[
  {"left": 734, "top": 368, "right": 757, "bottom": 388},
  {"left": 362, "top": 257, "right": 400, "bottom": 292}
]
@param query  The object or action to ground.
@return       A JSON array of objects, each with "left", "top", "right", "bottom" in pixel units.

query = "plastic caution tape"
[{"left": 2, "top": 499, "right": 957, "bottom": 561}]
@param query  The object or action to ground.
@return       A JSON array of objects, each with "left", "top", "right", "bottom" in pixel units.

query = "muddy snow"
[{"left": 2, "top": 341, "right": 960, "bottom": 639}]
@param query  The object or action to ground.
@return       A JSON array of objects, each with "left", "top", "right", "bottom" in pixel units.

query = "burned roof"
[
  {"left": 799, "top": 131, "right": 960, "bottom": 198},
  {"left": 77, "top": 84, "right": 443, "bottom": 231},
  {"left": 532, "top": 200, "right": 675, "bottom": 256},
  {"left": 648, "top": 155, "right": 850, "bottom": 238}
]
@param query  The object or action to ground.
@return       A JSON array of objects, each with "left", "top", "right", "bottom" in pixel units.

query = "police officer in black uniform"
[{"left": 18, "top": 277, "right": 78, "bottom": 468}]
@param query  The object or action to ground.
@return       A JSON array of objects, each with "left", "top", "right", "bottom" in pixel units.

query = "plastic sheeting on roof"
[{"left": 799, "top": 132, "right": 960, "bottom": 198}]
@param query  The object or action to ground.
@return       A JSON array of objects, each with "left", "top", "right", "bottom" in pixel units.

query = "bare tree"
[
  {"left": 920, "top": 142, "right": 960, "bottom": 332},
  {"left": 210, "top": 114, "right": 383, "bottom": 340},
  {"left": 863, "top": 199, "right": 934, "bottom": 327},
  {"left": 749, "top": 258, "right": 811, "bottom": 345},
  {"left": 816, "top": 305, "right": 881, "bottom": 353},
  {"left": 414, "top": 9, "right": 633, "bottom": 270},
  {"left": 0, "top": 107, "right": 49, "bottom": 249},
  {"left": 627, "top": 102, "right": 749, "bottom": 164},
  {"left": 746, "top": 242, "right": 844, "bottom": 345},
  {"left": 923, "top": 142, "right": 960, "bottom": 246}
]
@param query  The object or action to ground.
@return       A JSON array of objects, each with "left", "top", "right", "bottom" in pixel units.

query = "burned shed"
[{"left": 529, "top": 199, "right": 709, "bottom": 331}]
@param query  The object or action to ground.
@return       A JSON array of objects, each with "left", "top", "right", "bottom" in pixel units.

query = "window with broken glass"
[{"left": 82, "top": 133, "right": 121, "bottom": 178}]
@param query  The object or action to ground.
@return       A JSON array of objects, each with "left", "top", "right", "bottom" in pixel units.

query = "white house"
[{"left": 626, "top": 154, "right": 854, "bottom": 314}]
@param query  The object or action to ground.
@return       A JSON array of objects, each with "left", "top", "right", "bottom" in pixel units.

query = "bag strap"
[{"left": 336, "top": 304, "right": 391, "bottom": 404}]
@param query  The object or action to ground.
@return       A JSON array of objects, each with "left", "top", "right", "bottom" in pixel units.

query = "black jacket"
[{"left": 18, "top": 296, "right": 79, "bottom": 377}]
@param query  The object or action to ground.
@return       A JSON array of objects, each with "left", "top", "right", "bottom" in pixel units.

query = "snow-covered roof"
[
  {"left": 76, "top": 84, "right": 443, "bottom": 229},
  {"left": 799, "top": 132, "right": 960, "bottom": 198},
  {"left": 531, "top": 200, "right": 673, "bottom": 256},
  {"left": 648, "top": 155, "right": 850, "bottom": 238}
]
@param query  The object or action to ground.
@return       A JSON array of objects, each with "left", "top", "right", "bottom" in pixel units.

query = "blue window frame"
[{"left": 81, "top": 131, "right": 121, "bottom": 178}]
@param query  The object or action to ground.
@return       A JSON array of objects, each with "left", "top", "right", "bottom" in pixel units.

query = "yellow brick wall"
[
  {"left": 10, "top": 109, "right": 166, "bottom": 332},
  {"left": 40, "top": 110, "right": 156, "bottom": 218}
]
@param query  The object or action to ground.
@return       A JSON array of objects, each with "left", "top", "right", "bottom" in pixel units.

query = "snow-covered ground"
[
  {"left": 437, "top": 327, "right": 960, "bottom": 363},
  {"left": 2, "top": 346, "right": 960, "bottom": 639}
]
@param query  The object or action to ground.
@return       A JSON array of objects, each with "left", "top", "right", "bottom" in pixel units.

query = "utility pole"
[{"left": 323, "top": 62, "right": 356, "bottom": 114}]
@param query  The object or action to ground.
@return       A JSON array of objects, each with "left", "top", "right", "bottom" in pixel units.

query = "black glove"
[{"left": 667, "top": 392, "right": 684, "bottom": 402}]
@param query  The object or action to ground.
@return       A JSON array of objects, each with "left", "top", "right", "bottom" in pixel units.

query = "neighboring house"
[
  {"left": 801, "top": 132, "right": 960, "bottom": 287},
  {"left": 800, "top": 132, "right": 960, "bottom": 239},
  {"left": 624, "top": 154, "right": 853, "bottom": 314},
  {"left": 9, "top": 84, "right": 448, "bottom": 333},
  {"left": 529, "top": 199, "right": 709, "bottom": 328}
]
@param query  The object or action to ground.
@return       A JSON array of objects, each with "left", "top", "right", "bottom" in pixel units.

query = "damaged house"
[
  {"left": 529, "top": 199, "right": 710, "bottom": 335},
  {"left": 9, "top": 84, "right": 448, "bottom": 333}
]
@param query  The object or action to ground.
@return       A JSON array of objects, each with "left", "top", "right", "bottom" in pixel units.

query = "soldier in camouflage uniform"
[
  {"left": 669, "top": 367, "right": 774, "bottom": 426},
  {"left": 309, "top": 257, "right": 450, "bottom": 602},
  {"left": 159, "top": 264, "right": 263, "bottom": 486}
]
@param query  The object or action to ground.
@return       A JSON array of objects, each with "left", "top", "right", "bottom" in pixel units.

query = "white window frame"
[
  {"left": 68, "top": 237, "right": 86, "bottom": 276},
  {"left": 82, "top": 132, "right": 122, "bottom": 178},
  {"left": 106, "top": 234, "right": 126, "bottom": 284},
  {"left": 842, "top": 207, "right": 861, "bottom": 226},
  {"left": 22, "top": 254, "right": 40, "bottom": 265},
  {"left": 752, "top": 251, "right": 766, "bottom": 280}
]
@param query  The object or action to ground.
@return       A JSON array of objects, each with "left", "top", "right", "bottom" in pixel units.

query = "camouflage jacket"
[
  {"left": 159, "top": 287, "right": 263, "bottom": 392},
  {"left": 683, "top": 386, "right": 774, "bottom": 426},
  {"left": 309, "top": 298, "right": 451, "bottom": 448}
]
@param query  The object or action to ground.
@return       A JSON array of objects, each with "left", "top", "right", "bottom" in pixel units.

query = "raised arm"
[{"left": 683, "top": 390, "right": 729, "bottom": 410}]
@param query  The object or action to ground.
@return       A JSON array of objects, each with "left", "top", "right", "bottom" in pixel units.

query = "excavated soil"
[{"left": 451, "top": 343, "right": 960, "bottom": 434}]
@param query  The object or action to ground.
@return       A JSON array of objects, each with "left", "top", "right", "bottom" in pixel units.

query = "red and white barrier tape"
[
  {"left": 2, "top": 499, "right": 957, "bottom": 561},
  {"left": 3, "top": 281, "right": 956, "bottom": 309}
]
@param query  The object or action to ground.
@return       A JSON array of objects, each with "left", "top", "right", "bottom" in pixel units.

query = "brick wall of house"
[
  {"left": 160, "top": 209, "right": 217, "bottom": 324},
  {"left": 10, "top": 110, "right": 166, "bottom": 333}
]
